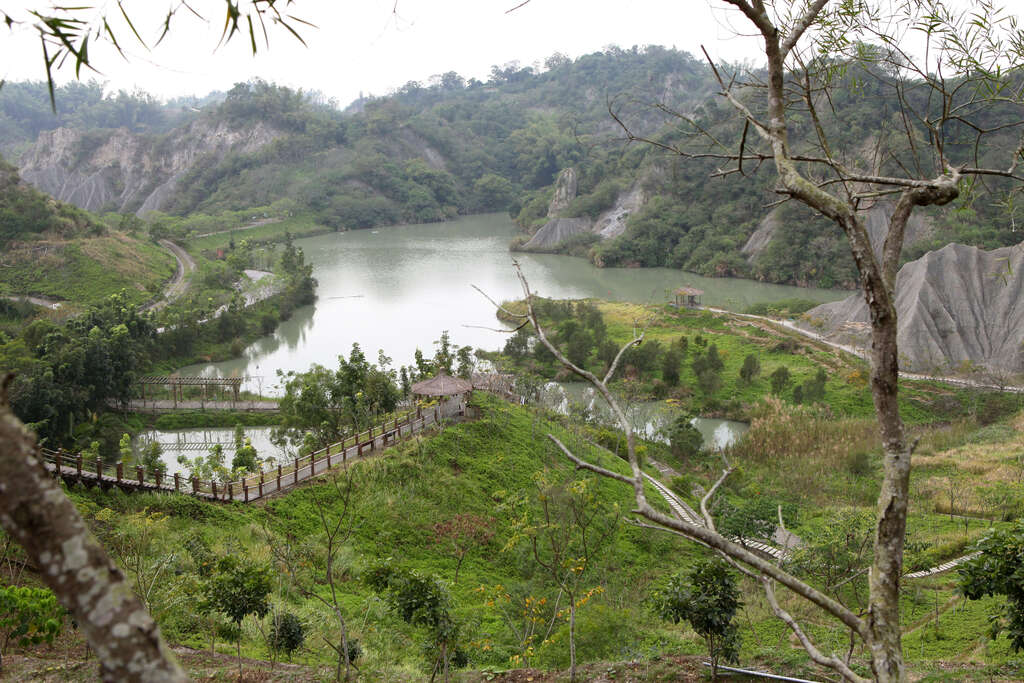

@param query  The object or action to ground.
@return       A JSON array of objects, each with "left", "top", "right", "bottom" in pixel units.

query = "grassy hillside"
[
  {"left": 4, "top": 390, "right": 1024, "bottom": 679},
  {"left": 0, "top": 154, "right": 176, "bottom": 309},
  {"left": 48, "top": 395, "right": 697, "bottom": 678},
  {"left": 0, "top": 231, "right": 176, "bottom": 308}
]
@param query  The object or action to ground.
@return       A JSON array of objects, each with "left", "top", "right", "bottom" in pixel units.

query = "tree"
[
  {"left": 365, "top": 564, "right": 464, "bottom": 683},
  {"left": 739, "top": 354, "right": 761, "bottom": 385},
  {"left": 769, "top": 366, "right": 792, "bottom": 396},
  {"left": 959, "top": 522, "right": 1024, "bottom": 651},
  {"left": 272, "top": 343, "right": 399, "bottom": 452},
  {"left": 650, "top": 560, "right": 742, "bottom": 681},
  {"left": 139, "top": 440, "right": 167, "bottom": 478},
  {"left": 714, "top": 495, "right": 783, "bottom": 548},
  {"left": 456, "top": 345, "right": 475, "bottom": 380},
  {"left": 665, "top": 414, "right": 703, "bottom": 460},
  {"left": 662, "top": 348, "right": 683, "bottom": 386},
  {"left": 510, "top": 472, "right": 619, "bottom": 682},
  {"left": 204, "top": 555, "right": 273, "bottom": 677},
  {"left": 432, "top": 513, "right": 495, "bottom": 584},
  {"left": 232, "top": 437, "right": 259, "bottom": 473},
  {"left": 520, "top": 1, "right": 1024, "bottom": 679},
  {"left": 268, "top": 470, "right": 359, "bottom": 681},
  {"left": 705, "top": 344, "right": 724, "bottom": 372}
]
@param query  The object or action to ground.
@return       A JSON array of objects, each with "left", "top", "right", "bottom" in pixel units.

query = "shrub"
[
  {"left": 268, "top": 612, "right": 305, "bottom": 661},
  {"left": 0, "top": 585, "right": 63, "bottom": 670}
]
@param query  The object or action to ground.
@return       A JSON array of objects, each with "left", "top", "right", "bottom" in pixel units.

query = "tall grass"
[{"left": 726, "top": 397, "right": 881, "bottom": 505}]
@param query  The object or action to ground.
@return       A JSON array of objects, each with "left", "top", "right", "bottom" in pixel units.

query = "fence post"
[
  {"left": 174, "top": 473, "right": 181, "bottom": 493},
  {"left": 357, "top": 442, "right": 363, "bottom": 457},
  {"left": 55, "top": 449, "right": 63, "bottom": 474},
  {"left": 228, "top": 483, "right": 234, "bottom": 500},
  {"left": 192, "top": 477, "right": 198, "bottom": 494},
  {"left": 116, "top": 462, "right": 123, "bottom": 482},
  {"left": 243, "top": 484, "right": 249, "bottom": 503},
  {"left": 277, "top": 464, "right": 282, "bottom": 490},
  {"left": 212, "top": 481, "right": 218, "bottom": 498},
  {"left": 258, "top": 477, "right": 264, "bottom": 498},
  {"left": 294, "top": 458, "right": 299, "bottom": 484},
  {"left": 136, "top": 466, "right": 144, "bottom": 486},
  {"left": 327, "top": 449, "right": 332, "bottom": 469},
  {"left": 155, "top": 469, "right": 163, "bottom": 488},
  {"left": 96, "top": 458, "right": 103, "bottom": 480}
]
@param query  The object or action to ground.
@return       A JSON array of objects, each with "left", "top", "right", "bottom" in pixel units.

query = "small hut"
[
  {"left": 411, "top": 372, "right": 474, "bottom": 419},
  {"left": 673, "top": 286, "right": 704, "bottom": 308}
]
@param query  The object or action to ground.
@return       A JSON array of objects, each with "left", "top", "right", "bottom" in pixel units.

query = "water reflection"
[
  {"left": 134, "top": 426, "right": 292, "bottom": 477},
  {"left": 541, "top": 382, "right": 748, "bottom": 450}
]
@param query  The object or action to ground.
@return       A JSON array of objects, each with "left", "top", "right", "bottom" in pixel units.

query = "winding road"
[{"left": 145, "top": 239, "right": 196, "bottom": 312}]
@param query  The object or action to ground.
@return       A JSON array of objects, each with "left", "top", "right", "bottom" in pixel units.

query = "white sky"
[{"left": 0, "top": 1, "right": 767, "bottom": 107}]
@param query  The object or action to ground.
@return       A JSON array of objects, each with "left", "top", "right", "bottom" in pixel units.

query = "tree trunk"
[
  {"left": 337, "top": 608, "right": 351, "bottom": 682},
  {"left": 569, "top": 599, "right": 577, "bottom": 682},
  {"left": 0, "top": 400, "right": 187, "bottom": 682},
  {"left": 454, "top": 552, "right": 464, "bottom": 584}
]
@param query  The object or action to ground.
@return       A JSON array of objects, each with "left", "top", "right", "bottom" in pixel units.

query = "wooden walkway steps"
[
  {"left": 903, "top": 552, "right": 981, "bottom": 579},
  {"left": 642, "top": 470, "right": 978, "bottom": 577},
  {"left": 643, "top": 472, "right": 788, "bottom": 561},
  {"left": 42, "top": 400, "right": 465, "bottom": 503}
]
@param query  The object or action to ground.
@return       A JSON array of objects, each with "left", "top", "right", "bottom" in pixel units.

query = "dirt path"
[
  {"left": 145, "top": 239, "right": 195, "bottom": 312},
  {"left": 193, "top": 217, "right": 282, "bottom": 239},
  {"left": 704, "top": 306, "right": 1024, "bottom": 393},
  {"left": 1, "top": 294, "right": 63, "bottom": 309}
]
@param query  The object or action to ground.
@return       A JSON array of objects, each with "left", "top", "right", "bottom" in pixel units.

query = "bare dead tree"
[
  {"left": 514, "top": 2, "right": 1024, "bottom": 682},
  {"left": 265, "top": 469, "right": 357, "bottom": 682},
  {"left": 0, "top": 381, "right": 187, "bottom": 682}
]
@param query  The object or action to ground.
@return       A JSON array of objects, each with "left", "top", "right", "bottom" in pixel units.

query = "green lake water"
[{"left": 181, "top": 213, "right": 845, "bottom": 395}]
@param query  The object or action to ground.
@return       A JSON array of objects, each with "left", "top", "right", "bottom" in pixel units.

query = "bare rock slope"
[
  {"left": 803, "top": 242, "right": 1024, "bottom": 372},
  {"left": 18, "top": 121, "right": 278, "bottom": 215},
  {"left": 523, "top": 167, "right": 646, "bottom": 250}
]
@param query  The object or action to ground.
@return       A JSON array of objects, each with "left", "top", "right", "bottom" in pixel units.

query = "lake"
[{"left": 181, "top": 213, "right": 844, "bottom": 394}]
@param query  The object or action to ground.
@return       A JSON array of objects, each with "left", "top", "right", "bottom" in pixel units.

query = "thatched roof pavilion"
[
  {"left": 410, "top": 372, "right": 473, "bottom": 397},
  {"left": 673, "top": 286, "right": 704, "bottom": 308}
]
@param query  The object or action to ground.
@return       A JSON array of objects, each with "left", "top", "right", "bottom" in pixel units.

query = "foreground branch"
[{"left": 0, "top": 394, "right": 187, "bottom": 682}]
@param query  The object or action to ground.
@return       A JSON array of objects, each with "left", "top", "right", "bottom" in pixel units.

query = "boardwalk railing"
[{"left": 41, "top": 399, "right": 465, "bottom": 503}]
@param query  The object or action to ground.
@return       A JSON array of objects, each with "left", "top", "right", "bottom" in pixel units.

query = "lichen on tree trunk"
[{"left": 0, "top": 396, "right": 188, "bottom": 682}]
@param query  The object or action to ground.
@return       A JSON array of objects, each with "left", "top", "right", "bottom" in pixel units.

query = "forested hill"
[
  {"left": 1, "top": 48, "right": 707, "bottom": 220},
  {"left": 1, "top": 46, "right": 1020, "bottom": 288},
  {"left": 0, "top": 155, "right": 99, "bottom": 243}
]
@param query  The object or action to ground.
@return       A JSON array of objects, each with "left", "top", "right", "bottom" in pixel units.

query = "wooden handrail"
[{"left": 38, "top": 399, "right": 459, "bottom": 502}]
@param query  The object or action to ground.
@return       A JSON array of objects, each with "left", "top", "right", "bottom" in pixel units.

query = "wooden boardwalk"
[
  {"left": 123, "top": 399, "right": 280, "bottom": 413},
  {"left": 42, "top": 400, "right": 465, "bottom": 503}
]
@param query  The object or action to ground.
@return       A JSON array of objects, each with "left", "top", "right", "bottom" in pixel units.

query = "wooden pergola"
[
  {"left": 673, "top": 286, "right": 704, "bottom": 308},
  {"left": 137, "top": 375, "right": 243, "bottom": 403}
]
